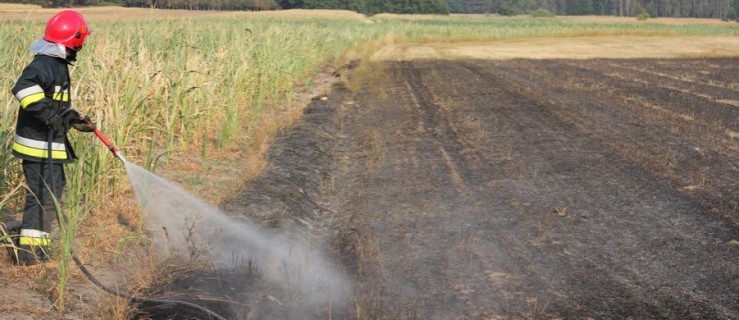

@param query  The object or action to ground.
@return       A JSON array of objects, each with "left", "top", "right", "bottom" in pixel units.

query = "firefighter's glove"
[
  {"left": 67, "top": 108, "right": 85, "bottom": 120},
  {"left": 45, "top": 114, "right": 67, "bottom": 134},
  {"left": 71, "top": 117, "right": 96, "bottom": 133}
]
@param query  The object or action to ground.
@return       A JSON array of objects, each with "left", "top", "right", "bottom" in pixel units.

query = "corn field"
[
  {"left": 1, "top": 12, "right": 385, "bottom": 315},
  {"left": 1, "top": 12, "right": 381, "bottom": 226}
]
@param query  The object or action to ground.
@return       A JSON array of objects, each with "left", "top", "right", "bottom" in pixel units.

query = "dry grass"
[
  {"left": 377, "top": 13, "right": 738, "bottom": 26},
  {"left": 0, "top": 7, "right": 370, "bottom": 22},
  {"left": 156, "top": 65, "right": 342, "bottom": 205},
  {"left": 341, "top": 35, "right": 395, "bottom": 92},
  {"left": 245, "top": 9, "right": 371, "bottom": 21},
  {"left": 567, "top": 15, "right": 737, "bottom": 25},
  {"left": 374, "top": 13, "right": 458, "bottom": 20},
  {"left": 372, "top": 35, "right": 739, "bottom": 61},
  {"left": 0, "top": 3, "right": 41, "bottom": 10},
  {"left": 0, "top": 6, "right": 234, "bottom": 21}
]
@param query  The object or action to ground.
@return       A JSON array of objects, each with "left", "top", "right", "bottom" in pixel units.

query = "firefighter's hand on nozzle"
[
  {"left": 68, "top": 108, "right": 85, "bottom": 120},
  {"left": 45, "top": 114, "right": 66, "bottom": 134},
  {"left": 71, "top": 116, "right": 96, "bottom": 132}
]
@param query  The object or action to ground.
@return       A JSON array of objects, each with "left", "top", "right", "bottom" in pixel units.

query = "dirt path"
[{"left": 229, "top": 58, "right": 738, "bottom": 318}]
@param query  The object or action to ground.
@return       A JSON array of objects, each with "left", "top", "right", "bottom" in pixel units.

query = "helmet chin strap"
[{"left": 65, "top": 48, "right": 77, "bottom": 64}]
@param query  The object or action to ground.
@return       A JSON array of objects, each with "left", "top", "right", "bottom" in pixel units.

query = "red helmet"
[{"left": 44, "top": 10, "right": 91, "bottom": 51}]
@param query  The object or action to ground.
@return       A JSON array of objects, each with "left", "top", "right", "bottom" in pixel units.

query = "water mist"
[{"left": 124, "top": 161, "right": 351, "bottom": 310}]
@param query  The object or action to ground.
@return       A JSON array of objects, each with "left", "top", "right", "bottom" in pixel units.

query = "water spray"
[
  {"left": 84, "top": 127, "right": 350, "bottom": 317},
  {"left": 61, "top": 126, "right": 227, "bottom": 320}
]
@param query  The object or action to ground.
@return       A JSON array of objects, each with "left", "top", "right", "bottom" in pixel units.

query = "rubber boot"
[{"left": 16, "top": 244, "right": 50, "bottom": 266}]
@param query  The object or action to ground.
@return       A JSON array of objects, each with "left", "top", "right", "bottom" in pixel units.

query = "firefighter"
[{"left": 10, "top": 10, "right": 96, "bottom": 265}]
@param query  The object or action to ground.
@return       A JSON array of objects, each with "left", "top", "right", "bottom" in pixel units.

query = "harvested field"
[
  {"left": 0, "top": 7, "right": 367, "bottom": 22},
  {"left": 372, "top": 37, "right": 739, "bottom": 60},
  {"left": 218, "top": 57, "right": 738, "bottom": 318}
]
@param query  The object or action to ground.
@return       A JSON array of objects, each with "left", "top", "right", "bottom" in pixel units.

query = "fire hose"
[
  {"left": 46, "top": 118, "right": 227, "bottom": 320},
  {"left": 91, "top": 127, "right": 125, "bottom": 163}
]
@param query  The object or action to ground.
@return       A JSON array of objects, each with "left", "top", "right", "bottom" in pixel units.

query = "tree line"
[
  {"left": 1, "top": 0, "right": 736, "bottom": 19},
  {"left": 447, "top": 0, "right": 737, "bottom": 18},
  {"left": 278, "top": 0, "right": 449, "bottom": 15}
]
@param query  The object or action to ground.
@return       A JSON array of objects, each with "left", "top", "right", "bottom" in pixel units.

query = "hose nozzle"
[{"left": 113, "top": 150, "right": 126, "bottom": 163}]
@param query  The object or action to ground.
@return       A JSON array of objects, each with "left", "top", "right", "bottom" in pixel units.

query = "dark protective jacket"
[{"left": 11, "top": 54, "right": 77, "bottom": 163}]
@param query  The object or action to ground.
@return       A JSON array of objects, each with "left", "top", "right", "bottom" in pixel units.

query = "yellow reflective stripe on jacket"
[
  {"left": 13, "top": 143, "right": 68, "bottom": 160},
  {"left": 20, "top": 92, "right": 46, "bottom": 108},
  {"left": 15, "top": 85, "right": 46, "bottom": 108},
  {"left": 52, "top": 86, "right": 69, "bottom": 101},
  {"left": 19, "top": 236, "right": 51, "bottom": 246},
  {"left": 14, "top": 84, "right": 69, "bottom": 108},
  {"left": 15, "top": 134, "right": 65, "bottom": 151},
  {"left": 13, "top": 134, "right": 67, "bottom": 159},
  {"left": 52, "top": 92, "right": 69, "bottom": 101}
]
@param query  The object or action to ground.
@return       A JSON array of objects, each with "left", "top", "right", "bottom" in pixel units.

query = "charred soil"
[{"left": 220, "top": 58, "right": 738, "bottom": 319}]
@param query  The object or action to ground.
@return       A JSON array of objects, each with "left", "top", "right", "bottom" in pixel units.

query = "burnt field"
[{"left": 213, "top": 58, "right": 739, "bottom": 319}]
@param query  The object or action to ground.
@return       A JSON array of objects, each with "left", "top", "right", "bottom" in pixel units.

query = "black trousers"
[{"left": 18, "top": 160, "right": 65, "bottom": 263}]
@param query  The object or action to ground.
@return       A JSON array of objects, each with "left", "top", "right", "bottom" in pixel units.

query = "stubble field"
[
  {"left": 216, "top": 56, "right": 739, "bottom": 318},
  {"left": 324, "top": 57, "right": 739, "bottom": 318}
]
